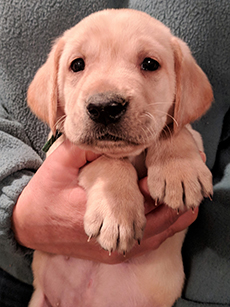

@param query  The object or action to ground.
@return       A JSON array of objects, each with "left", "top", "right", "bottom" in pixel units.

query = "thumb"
[{"left": 47, "top": 138, "right": 101, "bottom": 170}]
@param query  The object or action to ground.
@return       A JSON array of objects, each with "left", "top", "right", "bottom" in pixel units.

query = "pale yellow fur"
[{"left": 28, "top": 9, "right": 213, "bottom": 307}]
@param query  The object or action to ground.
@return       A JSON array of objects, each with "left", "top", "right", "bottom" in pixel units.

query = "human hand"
[
  {"left": 12, "top": 139, "right": 101, "bottom": 256},
  {"left": 12, "top": 142, "right": 203, "bottom": 264}
]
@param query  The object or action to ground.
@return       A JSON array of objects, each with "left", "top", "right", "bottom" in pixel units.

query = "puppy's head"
[{"left": 28, "top": 9, "right": 213, "bottom": 157}]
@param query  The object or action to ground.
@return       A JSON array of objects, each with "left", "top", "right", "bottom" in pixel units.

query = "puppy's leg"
[
  {"left": 79, "top": 155, "right": 146, "bottom": 254},
  {"left": 28, "top": 288, "right": 48, "bottom": 307},
  {"left": 146, "top": 127, "right": 213, "bottom": 210},
  {"left": 29, "top": 251, "right": 49, "bottom": 307}
]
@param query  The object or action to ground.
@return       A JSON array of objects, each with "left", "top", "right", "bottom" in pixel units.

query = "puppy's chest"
[{"left": 129, "top": 150, "right": 147, "bottom": 179}]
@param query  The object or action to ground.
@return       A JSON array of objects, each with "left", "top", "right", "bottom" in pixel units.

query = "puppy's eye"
[
  {"left": 141, "top": 58, "right": 160, "bottom": 71},
  {"left": 70, "top": 58, "right": 85, "bottom": 72}
]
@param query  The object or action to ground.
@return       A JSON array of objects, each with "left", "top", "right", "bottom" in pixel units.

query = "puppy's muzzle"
[{"left": 86, "top": 93, "right": 129, "bottom": 126}]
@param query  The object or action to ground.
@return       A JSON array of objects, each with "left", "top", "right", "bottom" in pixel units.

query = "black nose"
[{"left": 86, "top": 93, "right": 129, "bottom": 125}]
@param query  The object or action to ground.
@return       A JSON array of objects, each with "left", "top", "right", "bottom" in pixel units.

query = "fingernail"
[{"left": 208, "top": 194, "right": 213, "bottom": 201}]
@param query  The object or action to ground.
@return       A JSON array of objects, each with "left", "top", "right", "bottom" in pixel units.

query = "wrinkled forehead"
[{"left": 62, "top": 9, "right": 173, "bottom": 62}]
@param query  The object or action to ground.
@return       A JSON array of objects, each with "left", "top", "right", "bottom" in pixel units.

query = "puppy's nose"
[{"left": 86, "top": 93, "right": 128, "bottom": 125}]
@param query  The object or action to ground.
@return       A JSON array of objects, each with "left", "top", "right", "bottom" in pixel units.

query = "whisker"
[
  {"left": 145, "top": 100, "right": 178, "bottom": 128},
  {"left": 147, "top": 126, "right": 157, "bottom": 140},
  {"left": 147, "top": 102, "right": 165, "bottom": 107},
  {"left": 142, "top": 123, "right": 157, "bottom": 141},
  {"left": 153, "top": 109, "right": 178, "bottom": 128},
  {"left": 141, "top": 112, "right": 158, "bottom": 138},
  {"left": 162, "top": 124, "right": 173, "bottom": 139},
  {"left": 143, "top": 112, "right": 154, "bottom": 121},
  {"left": 141, "top": 110, "right": 175, "bottom": 140},
  {"left": 54, "top": 115, "right": 66, "bottom": 130},
  {"left": 143, "top": 107, "right": 179, "bottom": 128}
]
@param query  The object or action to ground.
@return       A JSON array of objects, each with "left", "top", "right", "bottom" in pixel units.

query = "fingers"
[
  {"left": 139, "top": 177, "right": 158, "bottom": 214},
  {"left": 167, "top": 206, "right": 198, "bottom": 235},
  {"left": 85, "top": 149, "right": 101, "bottom": 163},
  {"left": 199, "top": 151, "right": 206, "bottom": 163},
  {"left": 142, "top": 207, "right": 198, "bottom": 252},
  {"left": 143, "top": 205, "right": 184, "bottom": 239},
  {"left": 121, "top": 206, "right": 198, "bottom": 261}
]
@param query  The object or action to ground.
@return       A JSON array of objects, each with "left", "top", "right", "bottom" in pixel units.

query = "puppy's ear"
[
  {"left": 27, "top": 38, "right": 65, "bottom": 134},
  {"left": 172, "top": 37, "right": 213, "bottom": 133}
]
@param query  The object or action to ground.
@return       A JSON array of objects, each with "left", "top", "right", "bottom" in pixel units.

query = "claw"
[
  {"left": 177, "top": 208, "right": 180, "bottom": 215},
  {"left": 155, "top": 198, "right": 159, "bottom": 206},
  {"left": 109, "top": 250, "right": 112, "bottom": 256},
  {"left": 137, "top": 239, "right": 141, "bottom": 245},
  {"left": 191, "top": 206, "right": 195, "bottom": 214},
  {"left": 123, "top": 251, "right": 127, "bottom": 257},
  {"left": 87, "top": 235, "right": 92, "bottom": 242}
]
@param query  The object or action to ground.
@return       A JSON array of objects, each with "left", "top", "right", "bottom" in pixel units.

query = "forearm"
[{"left": 0, "top": 106, "right": 45, "bottom": 279}]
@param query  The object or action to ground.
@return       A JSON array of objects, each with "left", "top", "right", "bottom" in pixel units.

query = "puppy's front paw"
[
  {"left": 148, "top": 157, "right": 213, "bottom": 210},
  {"left": 84, "top": 189, "right": 146, "bottom": 254}
]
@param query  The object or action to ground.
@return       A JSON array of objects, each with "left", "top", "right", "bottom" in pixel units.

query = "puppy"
[{"left": 27, "top": 9, "right": 213, "bottom": 307}]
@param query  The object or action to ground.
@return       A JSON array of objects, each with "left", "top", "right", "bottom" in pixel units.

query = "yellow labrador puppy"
[{"left": 28, "top": 9, "right": 213, "bottom": 307}]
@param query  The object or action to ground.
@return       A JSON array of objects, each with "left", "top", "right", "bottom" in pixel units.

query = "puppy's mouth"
[
  {"left": 85, "top": 131, "right": 140, "bottom": 147},
  {"left": 77, "top": 130, "right": 144, "bottom": 157},
  {"left": 96, "top": 133, "right": 133, "bottom": 143}
]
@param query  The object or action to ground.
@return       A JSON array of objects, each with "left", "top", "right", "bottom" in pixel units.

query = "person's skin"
[{"left": 12, "top": 139, "right": 200, "bottom": 264}]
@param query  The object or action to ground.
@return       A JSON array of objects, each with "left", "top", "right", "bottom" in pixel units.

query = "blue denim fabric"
[{"left": 0, "top": 268, "right": 33, "bottom": 307}]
